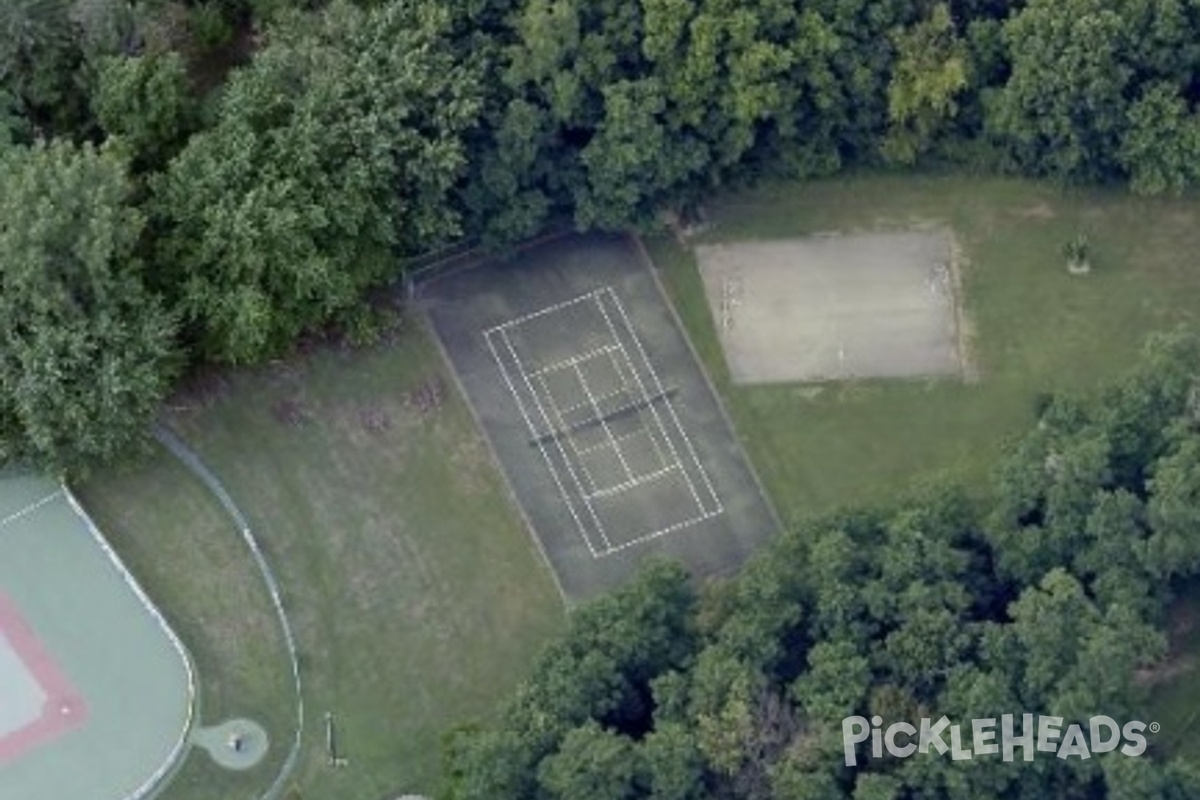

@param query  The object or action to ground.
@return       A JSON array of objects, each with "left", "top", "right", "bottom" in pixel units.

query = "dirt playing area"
[{"left": 696, "top": 231, "right": 965, "bottom": 384}]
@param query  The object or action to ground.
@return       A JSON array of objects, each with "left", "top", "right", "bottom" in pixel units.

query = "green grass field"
[
  {"left": 648, "top": 171, "right": 1200, "bottom": 760},
  {"left": 76, "top": 455, "right": 293, "bottom": 800},
  {"left": 73, "top": 171, "right": 1200, "bottom": 788},
  {"left": 649, "top": 172, "right": 1200, "bottom": 522},
  {"left": 78, "top": 323, "right": 565, "bottom": 799}
]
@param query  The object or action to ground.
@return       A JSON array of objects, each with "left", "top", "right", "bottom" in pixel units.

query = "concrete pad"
[{"left": 696, "top": 231, "right": 964, "bottom": 384}]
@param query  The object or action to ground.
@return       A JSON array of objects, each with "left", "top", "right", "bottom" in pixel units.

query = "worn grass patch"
[
  {"left": 79, "top": 324, "right": 565, "bottom": 799},
  {"left": 650, "top": 172, "right": 1200, "bottom": 523},
  {"left": 1144, "top": 585, "right": 1200, "bottom": 761}
]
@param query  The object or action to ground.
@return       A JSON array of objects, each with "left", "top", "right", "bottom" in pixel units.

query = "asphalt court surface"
[{"left": 423, "top": 233, "right": 779, "bottom": 600}]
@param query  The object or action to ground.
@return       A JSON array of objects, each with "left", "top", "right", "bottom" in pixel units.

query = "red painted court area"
[{"left": 0, "top": 591, "right": 88, "bottom": 764}]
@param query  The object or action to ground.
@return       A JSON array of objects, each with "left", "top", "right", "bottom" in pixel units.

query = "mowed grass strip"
[
  {"left": 84, "top": 323, "right": 565, "bottom": 799},
  {"left": 76, "top": 448, "right": 292, "bottom": 800},
  {"left": 649, "top": 173, "right": 1200, "bottom": 522}
]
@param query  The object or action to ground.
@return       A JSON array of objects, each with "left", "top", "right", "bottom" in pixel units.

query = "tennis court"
[
  {"left": 0, "top": 473, "right": 193, "bottom": 800},
  {"left": 423, "top": 233, "right": 778, "bottom": 599}
]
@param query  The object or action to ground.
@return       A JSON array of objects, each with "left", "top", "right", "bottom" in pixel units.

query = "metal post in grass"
[{"left": 325, "top": 711, "right": 348, "bottom": 768}]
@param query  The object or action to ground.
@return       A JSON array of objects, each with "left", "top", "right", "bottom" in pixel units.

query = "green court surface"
[{"left": 0, "top": 473, "right": 193, "bottom": 800}]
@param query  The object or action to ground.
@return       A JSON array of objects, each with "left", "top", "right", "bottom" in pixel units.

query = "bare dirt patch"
[
  {"left": 1014, "top": 202, "right": 1057, "bottom": 220},
  {"left": 696, "top": 231, "right": 965, "bottom": 384},
  {"left": 1134, "top": 601, "right": 1198, "bottom": 687}
]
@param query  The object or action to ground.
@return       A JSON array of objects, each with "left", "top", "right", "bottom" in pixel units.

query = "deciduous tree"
[{"left": 0, "top": 140, "right": 176, "bottom": 472}]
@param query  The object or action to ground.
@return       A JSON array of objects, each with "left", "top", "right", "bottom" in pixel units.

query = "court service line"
[
  {"left": 574, "top": 362, "right": 635, "bottom": 483},
  {"left": 585, "top": 464, "right": 679, "bottom": 500},
  {"left": 482, "top": 288, "right": 605, "bottom": 335},
  {"left": 499, "top": 328, "right": 614, "bottom": 552},
  {"left": 592, "top": 293, "right": 706, "bottom": 514},
  {"left": 604, "top": 290, "right": 724, "bottom": 516},
  {"left": 534, "top": 371, "right": 600, "bottom": 494},
  {"left": 529, "top": 344, "right": 622, "bottom": 377},
  {"left": 484, "top": 331, "right": 600, "bottom": 558},
  {"left": 556, "top": 384, "right": 631, "bottom": 417}
]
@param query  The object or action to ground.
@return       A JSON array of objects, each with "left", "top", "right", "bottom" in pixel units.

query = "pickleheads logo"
[{"left": 841, "top": 714, "right": 1157, "bottom": 766}]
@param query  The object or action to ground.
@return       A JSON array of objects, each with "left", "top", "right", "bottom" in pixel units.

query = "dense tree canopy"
[
  {"left": 0, "top": 140, "right": 176, "bottom": 472},
  {"left": 442, "top": 332, "right": 1200, "bottom": 799},
  {"left": 4, "top": 0, "right": 1200, "bottom": 458},
  {"left": 151, "top": 0, "right": 481, "bottom": 363}
]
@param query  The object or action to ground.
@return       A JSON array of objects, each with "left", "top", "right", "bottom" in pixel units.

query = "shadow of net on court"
[{"left": 422, "top": 233, "right": 778, "bottom": 600}]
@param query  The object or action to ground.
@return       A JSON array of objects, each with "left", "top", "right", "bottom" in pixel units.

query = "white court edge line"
[
  {"left": 0, "top": 489, "right": 64, "bottom": 530},
  {"left": 530, "top": 344, "right": 622, "bottom": 378},
  {"left": 603, "top": 289, "right": 724, "bottom": 515},
  {"left": 594, "top": 291, "right": 714, "bottom": 516},
  {"left": 499, "top": 328, "right": 615, "bottom": 552},
  {"left": 599, "top": 508, "right": 724, "bottom": 557},
  {"left": 482, "top": 288, "right": 607, "bottom": 336},
  {"left": 593, "top": 290, "right": 703, "bottom": 511},
  {"left": 574, "top": 362, "right": 636, "bottom": 483},
  {"left": 62, "top": 485, "right": 198, "bottom": 800},
  {"left": 585, "top": 464, "right": 679, "bottom": 500},
  {"left": 484, "top": 330, "right": 604, "bottom": 557},
  {"left": 534, "top": 370, "right": 600, "bottom": 494}
]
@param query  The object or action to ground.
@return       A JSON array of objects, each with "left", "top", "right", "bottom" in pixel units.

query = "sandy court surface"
[{"left": 697, "top": 231, "right": 963, "bottom": 383}]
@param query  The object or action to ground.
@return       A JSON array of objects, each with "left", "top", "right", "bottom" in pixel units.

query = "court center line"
[
  {"left": 576, "top": 426, "right": 656, "bottom": 456},
  {"left": 608, "top": 352, "right": 670, "bottom": 469},
  {"left": 592, "top": 292, "right": 705, "bottom": 514},
  {"left": 534, "top": 371, "right": 600, "bottom": 494},
  {"left": 574, "top": 362, "right": 636, "bottom": 484},
  {"left": 484, "top": 330, "right": 599, "bottom": 558},
  {"left": 498, "top": 328, "right": 614, "bottom": 553},
  {"left": 604, "top": 289, "right": 724, "bottom": 515}
]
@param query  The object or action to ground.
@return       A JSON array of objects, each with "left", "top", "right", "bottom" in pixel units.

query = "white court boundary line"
[
  {"left": 574, "top": 362, "right": 636, "bottom": 483},
  {"left": 553, "top": 305, "right": 691, "bottom": 503},
  {"left": 485, "top": 330, "right": 603, "bottom": 556},
  {"left": 498, "top": 328, "right": 614, "bottom": 552},
  {"left": 0, "top": 489, "right": 64, "bottom": 531},
  {"left": 485, "top": 289, "right": 604, "bottom": 334},
  {"left": 595, "top": 290, "right": 717, "bottom": 518},
  {"left": 534, "top": 369, "right": 601, "bottom": 494},
  {"left": 486, "top": 286, "right": 724, "bottom": 558},
  {"left": 61, "top": 485, "right": 197, "bottom": 800}
]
